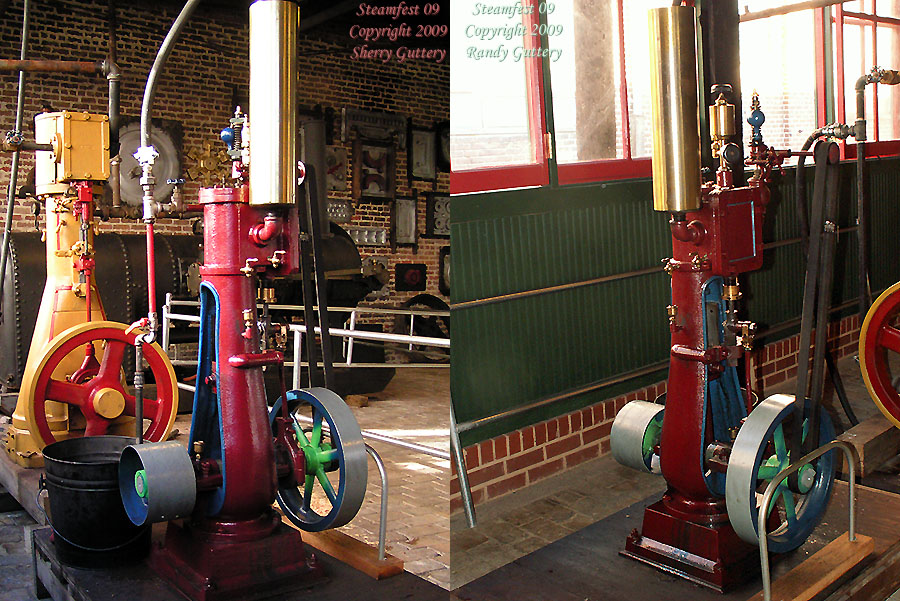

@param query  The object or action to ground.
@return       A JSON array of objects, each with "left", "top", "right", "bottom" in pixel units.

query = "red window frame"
[
  {"left": 452, "top": 1, "right": 900, "bottom": 195},
  {"left": 555, "top": 0, "right": 652, "bottom": 185},
  {"left": 831, "top": 2, "right": 900, "bottom": 158},
  {"left": 450, "top": 10, "right": 550, "bottom": 195},
  {"left": 451, "top": 0, "right": 651, "bottom": 194}
]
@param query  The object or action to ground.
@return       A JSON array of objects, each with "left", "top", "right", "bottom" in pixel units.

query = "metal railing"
[
  {"left": 162, "top": 294, "right": 450, "bottom": 375},
  {"left": 757, "top": 440, "right": 858, "bottom": 601}
]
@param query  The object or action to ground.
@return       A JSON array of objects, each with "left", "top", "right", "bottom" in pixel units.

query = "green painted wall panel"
[{"left": 453, "top": 158, "right": 900, "bottom": 445}]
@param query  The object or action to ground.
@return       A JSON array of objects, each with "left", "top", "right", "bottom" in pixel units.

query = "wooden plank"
[
  {"left": 278, "top": 511, "right": 404, "bottom": 580},
  {"left": 823, "top": 539, "right": 900, "bottom": 601},
  {"left": 837, "top": 414, "right": 900, "bottom": 477},
  {"left": 746, "top": 534, "right": 875, "bottom": 601}
]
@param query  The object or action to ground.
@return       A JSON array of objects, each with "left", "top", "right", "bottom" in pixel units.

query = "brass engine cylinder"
[
  {"left": 648, "top": 6, "right": 701, "bottom": 213},
  {"left": 248, "top": 0, "right": 299, "bottom": 205}
]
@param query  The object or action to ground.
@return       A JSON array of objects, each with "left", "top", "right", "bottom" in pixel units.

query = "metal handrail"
[
  {"left": 757, "top": 440, "right": 858, "bottom": 601},
  {"left": 161, "top": 294, "right": 450, "bottom": 374},
  {"left": 166, "top": 296, "right": 449, "bottom": 317},
  {"left": 365, "top": 444, "right": 389, "bottom": 561}
]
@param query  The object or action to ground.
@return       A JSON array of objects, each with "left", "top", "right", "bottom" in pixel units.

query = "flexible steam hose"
[{"left": 137, "top": 0, "right": 202, "bottom": 335}]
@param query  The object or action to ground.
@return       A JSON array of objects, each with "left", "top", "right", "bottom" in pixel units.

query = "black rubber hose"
[{"left": 796, "top": 130, "right": 860, "bottom": 427}]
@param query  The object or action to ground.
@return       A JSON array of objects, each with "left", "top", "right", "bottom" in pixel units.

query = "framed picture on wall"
[
  {"left": 392, "top": 196, "right": 417, "bottom": 246},
  {"left": 425, "top": 193, "right": 450, "bottom": 237},
  {"left": 408, "top": 127, "right": 436, "bottom": 181},
  {"left": 325, "top": 146, "right": 348, "bottom": 191},
  {"left": 435, "top": 120, "right": 450, "bottom": 172},
  {"left": 352, "top": 138, "right": 395, "bottom": 202}
]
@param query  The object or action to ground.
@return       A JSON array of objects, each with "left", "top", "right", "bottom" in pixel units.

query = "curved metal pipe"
[
  {"left": 139, "top": 0, "right": 202, "bottom": 152},
  {"left": 136, "top": 0, "right": 201, "bottom": 342},
  {"left": 0, "top": 0, "right": 31, "bottom": 326}
]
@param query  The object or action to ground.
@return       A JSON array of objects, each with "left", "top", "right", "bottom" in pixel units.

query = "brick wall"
[
  {"left": 451, "top": 312, "right": 862, "bottom": 513},
  {"left": 0, "top": 0, "right": 449, "bottom": 313}
]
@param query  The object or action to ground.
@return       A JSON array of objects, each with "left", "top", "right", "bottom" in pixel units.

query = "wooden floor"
[{"left": 452, "top": 480, "right": 900, "bottom": 601}]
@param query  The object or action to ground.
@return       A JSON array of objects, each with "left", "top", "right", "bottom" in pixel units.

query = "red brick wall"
[
  {"left": 0, "top": 0, "right": 449, "bottom": 309},
  {"left": 451, "top": 313, "right": 862, "bottom": 513}
]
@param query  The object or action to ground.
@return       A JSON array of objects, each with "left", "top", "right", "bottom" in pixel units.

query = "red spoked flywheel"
[
  {"left": 860, "top": 282, "right": 900, "bottom": 429},
  {"left": 21, "top": 321, "right": 178, "bottom": 449}
]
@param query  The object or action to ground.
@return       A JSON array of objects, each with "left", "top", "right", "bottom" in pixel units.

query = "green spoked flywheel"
[
  {"left": 726, "top": 394, "right": 836, "bottom": 553},
  {"left": 269, "top": 388, "right": 368, "bottom": 532}
]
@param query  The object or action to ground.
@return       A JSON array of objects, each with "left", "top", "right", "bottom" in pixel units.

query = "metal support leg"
[
  {"left": 451, "top": 403, "right": 477, "bottom": 528},
  {"left": 162, "top": 293, "right": 171, "bottom": 351},
  {"left": 292, "top": 328, "right": 302, "bottom": 390},
  {"left": 759, "top": 440, "right": 857, "bottom": 601},
  {"left": 346, "top": 310, "right": 357, "bottom": 366},
  {"left": 365, "top": 444, "right": 388, "bottom": 561}
]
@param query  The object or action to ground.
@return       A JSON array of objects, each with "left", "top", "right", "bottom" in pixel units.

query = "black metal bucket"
[{"left": 40, "top": 435, "right": 151, "bottom": 568}]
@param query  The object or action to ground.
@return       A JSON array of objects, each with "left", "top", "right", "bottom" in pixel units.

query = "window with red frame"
[
  {"left": 833, "top": 1, "right": 900, "bottom": 154},
  {"left": 451, "top": 1, "right": 900, "bottom": 195},
  {"left": 739, "top": 0, "right": 900, "bottom": 159},
  {"left": 450, "top": 0, "right": 670, "bottom": 194}
]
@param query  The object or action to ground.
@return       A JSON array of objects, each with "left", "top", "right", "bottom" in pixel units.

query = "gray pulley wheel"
[
  {"left": 270, "top": 387, "right": 368, "bottom": 532},
  {"left": 119, "top": 441, "right": 197, "bottom": 526},
  {"left": 611, "top": 401, "right": 664, "bottom": 473},
  {"left": 726, "top": 394, "right": 836, "bottom": 553}
]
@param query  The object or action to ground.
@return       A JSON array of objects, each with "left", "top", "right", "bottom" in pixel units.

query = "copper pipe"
[{"left": 0, "top": 59, "right": 103, "bottom": 73}]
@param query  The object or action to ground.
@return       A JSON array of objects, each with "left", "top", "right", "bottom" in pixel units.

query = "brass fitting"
[
  {"left": 240, "top": 258, "right": 258, "bottom": 277},
  {"left": 737, "top": 320, "right": 756, "bottom": 350},
  {"left": 269, "top": 250, "right": 286, "bottom": 268},
  {"left": 666, "top": 304, "right": 678, "bottom": 327},
  {"left": 723, "top": 283, "right": 742, "bottom": 302}
]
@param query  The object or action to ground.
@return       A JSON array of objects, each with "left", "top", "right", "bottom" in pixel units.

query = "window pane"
[
  {"left": 739, "top": 12, "right": 817, "bottom": 156},
  {"left": 879, "top": 0, "right": 900, "bottom": 18},
  {"left": 548, "top": 0, "right": 622, "bottom": 163},
  {"left": 623, "top": 1, "right": 661, "bottom": 158},
  {"left": 837, "top": 20, "right": 876, "bottom": 139},
  {"left": 450, "top": 0, "right": 535, "bottom": 170},
  {"left": 876, "top": 24, "right": 900, "bottom": 139}
]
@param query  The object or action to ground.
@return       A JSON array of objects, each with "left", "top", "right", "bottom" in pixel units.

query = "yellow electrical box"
[{"left": 35, "top": 111, "right": 110, "bottom": 195}]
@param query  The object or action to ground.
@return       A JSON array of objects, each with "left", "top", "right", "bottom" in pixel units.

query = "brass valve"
[
  {"left": 240, "top": 257, "right": 258, "bottom": 277},
  {"left": 666, "top": 304, "right": 678, "bottom": 327},
  {"left": 269, "top": 250, "right": 286, "bottom": 268},
  {"left": 736, "top": 320, "right": 756, "bottom": 350}
]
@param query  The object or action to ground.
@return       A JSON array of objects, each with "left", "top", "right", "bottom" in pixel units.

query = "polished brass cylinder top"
[
  {"left": 648, "top": 6, "right": 701, "bottom": 213},
  {"left": 249, "top": 0, "right": 299, "bottom": 205}
]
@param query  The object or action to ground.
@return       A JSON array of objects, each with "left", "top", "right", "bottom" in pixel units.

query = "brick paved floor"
[
  {"left": 450, "top": 354, "right": 880, "bottom": 590},
  {"left": 337, "top": 367, "right": 450, "bottom": 589}
]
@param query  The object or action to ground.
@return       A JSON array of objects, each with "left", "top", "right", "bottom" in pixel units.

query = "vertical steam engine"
[{"left": 610, "top": 5, "right": 836, "bottom": 590}]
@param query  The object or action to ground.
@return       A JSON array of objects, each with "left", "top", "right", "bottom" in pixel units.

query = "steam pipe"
[
  {"left": 140, "top": 0, "right": 202, "bottom": 153},
  {"left": 0, "top": 59, "right": 101, "bottom": 73},
  {"left": 854, "top": 75, "right": 870, "bottom": 320},
  {"left": 0, "top": 0, "right": 31, "bottom": 326},
  {"left": 136, "top": 0, "right": 202, "bottom": 341},
  {"left": 106, "top": 60, "right": 121, "bottom": 156}
]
